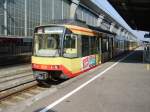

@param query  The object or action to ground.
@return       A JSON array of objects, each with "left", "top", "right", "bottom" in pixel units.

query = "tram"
[{"left": 31, "top": 20, "right": 137, "bottom": 83}]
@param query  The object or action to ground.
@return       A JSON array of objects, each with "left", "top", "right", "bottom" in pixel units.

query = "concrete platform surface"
[{"left": 22, "top": 48, "right": 150, "bottom": 112}]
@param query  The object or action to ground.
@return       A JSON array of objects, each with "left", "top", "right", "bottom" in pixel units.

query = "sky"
[{"left": 93, "top": 0, "right": 148, "bottom": 41}]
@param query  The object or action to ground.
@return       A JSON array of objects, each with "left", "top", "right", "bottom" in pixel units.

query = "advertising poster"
[{"left": 81, "top": 55, "right": 96, "bottom": 70}]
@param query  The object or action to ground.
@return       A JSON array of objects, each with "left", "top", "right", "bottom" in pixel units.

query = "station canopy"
[{"left": 108, "top": 0, "right": 150, "bottom": 31}]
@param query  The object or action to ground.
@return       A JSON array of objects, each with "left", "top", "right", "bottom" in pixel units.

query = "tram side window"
[
  {"left": 121, "top": 41, "right": 124, "bottom": 49},
  {"left": 64, "top": 35, "right": 75, "bottom": 48},
  {"left": 115, "top": 39, "right": 120, "bottom": 48},
  {"left": 119, "top": 40, "right": 123, "bottom": 50},
  {"left": 90, "top": 37, "right": 98, "bottom": 54},
  {"left": 81, "top": 36, "right": 90, "bottom": 57},
  {"left": 102, "top": 39, "right": 108, "bottom": 53},
  {"left": 116, "top": 41, "right": 119, "bottom": 48},
  {"left": 63, "top": 34, "right": 77, "bottom": 58}
]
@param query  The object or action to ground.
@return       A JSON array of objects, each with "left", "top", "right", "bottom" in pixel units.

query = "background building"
[
  {"left": 0, "top": 0, "right": 71, "bottom": 37},
  {"left": 0, "top": 0, "right": 137, "bottom": 41}
]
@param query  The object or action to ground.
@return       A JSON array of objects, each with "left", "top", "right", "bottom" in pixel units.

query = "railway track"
[
  {"left": 0, "top": 64, "right": 63, "bottom": 112},
  {"left": 0, "top": 84, "right": 50, "bottom": 111},
  {"left": 0, "top": 64, "right": 34, "bottom": 110}
]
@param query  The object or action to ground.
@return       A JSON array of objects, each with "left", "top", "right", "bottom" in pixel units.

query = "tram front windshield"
[{"left": 33, "top": 27, "right": 63, "bottom": 57}]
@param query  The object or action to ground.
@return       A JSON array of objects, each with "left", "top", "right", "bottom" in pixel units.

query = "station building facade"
[{"left": 0, "top": 0, "right": 102, "bottom": 38}]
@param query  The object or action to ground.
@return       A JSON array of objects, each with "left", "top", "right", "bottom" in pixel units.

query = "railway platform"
[{"left": 1, "top": 47, "right": 150, "bottom": 112}]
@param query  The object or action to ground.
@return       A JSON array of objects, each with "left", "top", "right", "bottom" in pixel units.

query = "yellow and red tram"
[{"left": 31, "top": 20, "right": 137, "bottom": 83}]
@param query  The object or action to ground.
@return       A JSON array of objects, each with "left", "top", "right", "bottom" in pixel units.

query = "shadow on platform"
[
  {"left": 34, "top": 108, "right": 57, "bottom": 112},
  {"left": 109, "top": 50, "right": 144, "bottom": 64}
]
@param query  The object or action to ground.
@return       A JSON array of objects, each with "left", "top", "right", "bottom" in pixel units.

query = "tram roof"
[{"left": 35, "top": 19, "right": 116, "bottom": 35}]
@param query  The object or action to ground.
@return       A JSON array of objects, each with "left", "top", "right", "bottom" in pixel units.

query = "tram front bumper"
[{"left": 33, "top": 71, "right": 49, "bottom": 80}]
